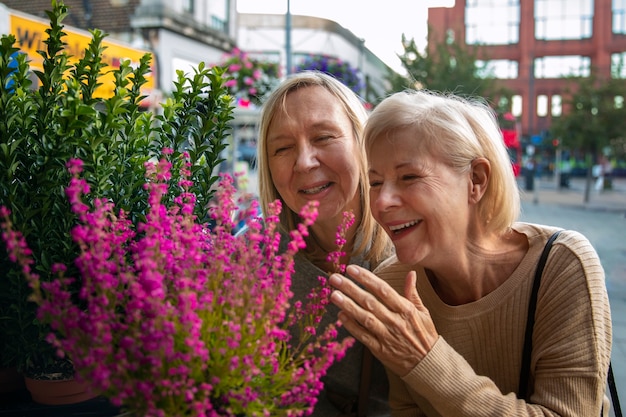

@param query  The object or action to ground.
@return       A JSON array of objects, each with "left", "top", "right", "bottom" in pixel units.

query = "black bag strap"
[
  {"left": 519, "top": 230, "right": 622, "bottom": 417},
  {"left": 609, "top": 361, "right": 623, "bottom": 416},
  {"left": 518, "top": 230, "right": 561, "bottom": 399}
]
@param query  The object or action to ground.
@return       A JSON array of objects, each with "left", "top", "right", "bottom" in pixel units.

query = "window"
[
  {"left": 551, "top": 95, "right": 562, "bottom": 117},
  {"left": 534, "top": 56, "right": 590, "bottom": 78},
  {"left": 535, "top": 0, "right": 593, "bottom": 40},
  {"left": 466, "top": 0, "right": 520, "bottom": 45},
  {"left": 183, "top": 0, "right": 194, "bottom": 14},
  {"left": 537, "top": 95, "right": 548, "bottom": 117},
  {"left": 614, "top": 0, "right": 626, "bottom": 34},
  {"left": 208, "top": 0, "right": 229, "bottom": 32},
  {"left": 477, "top": 59, "right": 519, "bottom": 79},
  {"left": 512, "top": 94, "right": 523, "bottom": 118},
  {"left": 612, "top": 52, "right": 626, "bottom": 78}
]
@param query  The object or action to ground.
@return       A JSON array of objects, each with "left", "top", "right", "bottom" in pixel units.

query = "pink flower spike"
[{"left": 0, "top": 150, "right": 351, "bottom": 417}]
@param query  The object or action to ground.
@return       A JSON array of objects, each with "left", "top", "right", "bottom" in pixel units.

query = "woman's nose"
[
  {"left": 294, "top": 144, "right": 319, "bottom": 172},
  {"left": 371, "top": 184, "right": 400, "bottom": 212}
]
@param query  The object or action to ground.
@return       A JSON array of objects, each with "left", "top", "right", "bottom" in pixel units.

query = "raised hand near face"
[{"left": 329, "top": 264, "right": 439, "bottom": 377}]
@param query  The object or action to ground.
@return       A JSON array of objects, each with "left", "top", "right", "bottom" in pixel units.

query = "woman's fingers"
[
  {"left": 338, "top": 264, "right": 413, "bottom": 313},
  {"left": 329, "top": 265, "right": 439, "bottom": 376}
]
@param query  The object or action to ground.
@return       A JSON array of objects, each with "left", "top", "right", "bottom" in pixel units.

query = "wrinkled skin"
[{"left": 329, "top": 264, "right": 438, "bottom": 377}]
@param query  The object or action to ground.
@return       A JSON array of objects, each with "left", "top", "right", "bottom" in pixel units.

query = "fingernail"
[
  {"left": 329, "top": 274, "right": 342, "bottom": 286},
  {"left": 346, "top": 264, "right": 359, "bottom": 275},
  {"left": 331, "top": 291, "right": 344, "bottom": 303}
]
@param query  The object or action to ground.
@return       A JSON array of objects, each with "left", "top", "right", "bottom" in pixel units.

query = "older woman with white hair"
[{"left": 329, "top": 89, "right": 612, "bottom": 416}]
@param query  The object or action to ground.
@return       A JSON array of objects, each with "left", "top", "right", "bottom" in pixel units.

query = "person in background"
[
  {"left": 256, "top": 71, "right": 394, "bottom": 416},
  {"left": 329, "top": 89, "right": 612, "bottom": 416}
]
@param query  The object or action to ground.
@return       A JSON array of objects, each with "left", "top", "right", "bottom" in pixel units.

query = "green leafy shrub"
[{"left": 0, "top": 0, "right": 233, "bottom": 377}]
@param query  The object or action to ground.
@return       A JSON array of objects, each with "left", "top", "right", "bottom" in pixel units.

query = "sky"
[{"left": 236, "top": 0, "right": 455, "bottom": 73}]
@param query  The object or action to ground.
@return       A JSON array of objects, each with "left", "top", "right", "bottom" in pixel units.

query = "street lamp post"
[{"left": 285, "top": 0, "right": 292, "bottom": 75}]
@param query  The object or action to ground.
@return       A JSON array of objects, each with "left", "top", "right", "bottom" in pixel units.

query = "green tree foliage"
[
  {"left": 550, "top": 75, "right": 626, "bottom": 200},
  {"left": 388, "top": 33, "right": 507, "bottom": 102},
  {"left": 550, "top": 76, "right": 626, "bottom": 158}
]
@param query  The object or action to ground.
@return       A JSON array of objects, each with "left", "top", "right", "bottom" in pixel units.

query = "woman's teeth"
[
  {"left": 389, "top": 220, "right": 419, "bottom": 233},
  {"left": 301, "top": 183, "right": 330, "bottom": 194}
]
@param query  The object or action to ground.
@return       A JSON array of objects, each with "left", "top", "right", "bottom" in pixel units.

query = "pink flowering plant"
[
  {"left": 1, "top": 151, "right": 354, "bottom": 417},
  {"left": 218, "top": 47, "right": 281, "bottom": 107}
]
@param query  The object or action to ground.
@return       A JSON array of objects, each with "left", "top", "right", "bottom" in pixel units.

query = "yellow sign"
[{"left": 9, "top": 12, "right": 155, "bottom": 101}]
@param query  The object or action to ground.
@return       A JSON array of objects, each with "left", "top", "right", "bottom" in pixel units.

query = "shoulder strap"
[
  {"left": 608, "top": 362, "right": 623, "bottom": 416},
  {"left": 518, "top": 231, "right": 622, "bottom": 417},
  {"left": 518, "top": 230, "right": 561, "bottom": 399}
]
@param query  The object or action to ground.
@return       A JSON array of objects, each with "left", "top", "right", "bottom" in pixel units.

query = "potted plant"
[
  {"left": 0, "top": 0, "right": 231, "bottom": 401},
  {"left": 1, "top": 159, "right": 355, "bottom": 416}
]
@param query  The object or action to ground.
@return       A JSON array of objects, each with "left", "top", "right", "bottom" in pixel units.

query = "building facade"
[
  {"left": 428, "top": 0, "right": 626, "bottom": 142},
  {"left": 1, "top": 0, "right": 236, "bottom": 99},
  {"left": 237, "top": 13, "right": 393, "bottom": 104},
  {"left": 1, "top": 0, "right": 393, "bottom": 105}
]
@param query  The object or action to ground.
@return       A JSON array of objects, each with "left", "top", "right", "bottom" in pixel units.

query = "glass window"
[
  {"left": 512, "top": 94, "right": 523, "bottom": 118},
  {"left": 614, "top": 0, "right": 626, "bottom": 34},
  {"left": 207, "top": 0, "right": 229, "bottom": 32},
  {"left": 551, "top": 95, "right": 562, "bottom": 116},
  {"left": 183, "top": 0, "right": 194, "bottom": 14},
  {"left": 612, "top": 52, "right": 626, "bottom": 78},
  {"left": 535, "top": 0, "right": 594, "bottom": 40},
  {"left": 537, "top": 95, "right": 548, "bottom": 117},
  {"left": 535, "top": 56, "right": 591, "bottom": 78},
  {"left": 477, "top": 59, "right": 519, "bottom": 79},
  {"left": 466, "top": 0, "right": 520, "bottom": 45}
]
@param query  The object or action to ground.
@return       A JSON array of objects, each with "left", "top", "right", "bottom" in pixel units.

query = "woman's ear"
[{"left": 469, "top": 158, "right": 490, "bottom": 203}]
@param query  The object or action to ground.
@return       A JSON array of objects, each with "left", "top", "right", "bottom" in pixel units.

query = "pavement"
[{"left": 518, "top": 175, "right": 626, "bottom": 213}]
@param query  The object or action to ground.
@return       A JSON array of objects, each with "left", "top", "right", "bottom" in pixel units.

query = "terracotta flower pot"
[{"left": 24, "top": 376, "right": 99, "bottom": 405}]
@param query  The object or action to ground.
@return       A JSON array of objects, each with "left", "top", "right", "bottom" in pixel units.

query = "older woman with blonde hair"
[{"left": 255, "top": 71, "right": 393, "bottom": 416}]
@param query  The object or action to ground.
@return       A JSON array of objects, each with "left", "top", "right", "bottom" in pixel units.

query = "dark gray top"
[{"left": 290, "top": 250, "right": 390, "bottom": 417}]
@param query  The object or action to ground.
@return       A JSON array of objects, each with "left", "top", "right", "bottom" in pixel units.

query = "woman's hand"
[{"left": 329, "top": 264, "right": 439, "bottom": 377}]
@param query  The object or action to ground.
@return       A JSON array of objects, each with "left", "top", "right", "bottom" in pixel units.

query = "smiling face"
[
  {"left": 266, "top": 85, "right": 361, "bottom": 227},
  {"left": 367, "top": 130, "right": 472, "bottom": 266}
]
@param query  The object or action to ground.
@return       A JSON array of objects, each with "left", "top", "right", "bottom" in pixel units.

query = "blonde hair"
[
  {"left": 364, "top": 89, "right": 520, "bottom": 233},
  {"left": 257, "top": 71, "right": 391, "bottom": 266}
]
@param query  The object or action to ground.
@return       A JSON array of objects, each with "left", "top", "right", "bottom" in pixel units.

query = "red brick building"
[{"left": 428, "top": 0, "right": 626, "bottom": 142}]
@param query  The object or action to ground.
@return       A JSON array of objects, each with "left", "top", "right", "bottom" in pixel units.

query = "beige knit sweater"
[{"left": 374, "top": 222, "right": 612, "bottom": 416}]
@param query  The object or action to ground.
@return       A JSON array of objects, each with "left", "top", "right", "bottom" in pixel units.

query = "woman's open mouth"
[
  {"left": 389, "top": 219, "right": 420, "bottom": 235},
  {"left": 300, "top": 183, "right": 331, "bottom": 195}
]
